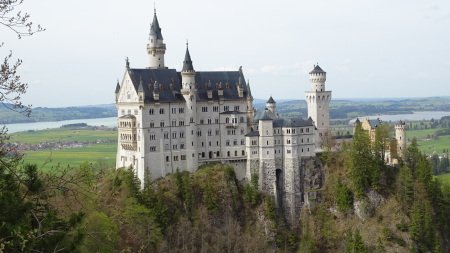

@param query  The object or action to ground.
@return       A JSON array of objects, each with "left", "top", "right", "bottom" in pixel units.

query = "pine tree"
[{"left": 350, "top": 121, "right": 373, "bottom": 198}]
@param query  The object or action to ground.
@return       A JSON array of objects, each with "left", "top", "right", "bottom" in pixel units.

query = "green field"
[
  {"left": 437, "top": 173, "right": 450, "bottom": 186},
  {"left": 8, "top": 128, "right": 118, "bottom": 171},
  {"left": 10, "top": 128, "right": 117, "bottom": 144}
]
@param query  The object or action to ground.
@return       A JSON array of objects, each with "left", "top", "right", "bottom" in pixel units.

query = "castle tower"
[
  {"left": 305, "top": 64, "right": 331, "bottom": 150},
  {"left": 257, "top": 109, "right": 276, "bottom": 193},
  {"left": 266, "top": 96, "right": 276, "bottom": 114},
  {"left": 395, "top": 121, "right": 407, "bottom": 158},
  {"left": 245, "top": 80, "right": 254, "bottom": 131},
  {"left": 147, "top": 9, "right": 166, "bottom": 69},
  {"left": 180, "top": 44, "right": 198, "bottom": 172}
]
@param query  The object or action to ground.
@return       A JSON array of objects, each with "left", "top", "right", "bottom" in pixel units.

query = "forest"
[{"left": 1, "top": 121, "right": 450, "bottom": 252}]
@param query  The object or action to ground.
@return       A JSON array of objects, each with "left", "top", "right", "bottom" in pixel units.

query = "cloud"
[{"left": 259, "top": 61, "right": 315, "bottom": 75}]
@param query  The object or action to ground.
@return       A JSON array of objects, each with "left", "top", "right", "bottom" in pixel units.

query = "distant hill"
[
  {"left": 0, "top": 104, "right": 117, "bottom": 124},
  {"left": 2, "top": 97, "right": 450, "bottom": 124}
]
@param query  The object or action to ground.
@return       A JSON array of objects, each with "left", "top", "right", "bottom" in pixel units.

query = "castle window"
[
  {"left": 234, "top": 139, "right": 238, "bottom": 145},
  {"left": 173, "top": 156, "right": 178, "bottom": 161},
  {"left": 209, "top": 141, "right": 211, "bottom": 146},
  {"left": 226, "top": 140, "right": 230, "bottom": 146},
  {"left": 241, "top": 128, "right": 245, "bottom": 134},
  {"left": 197, "top": 130, "right": 202, "bottom": 136},
  {"left": 172, "top": 120, "right": 177, "bottom": 126},
  {"left": 226, "top": 117, "right": 230, "bottom": 123},
  {"left": 165, "top": 144, "right": 169, "bottom": 150},
  {"left": 227, "top": 151, "right": 230, "bottom": 157},
  {"left": 200, "top": 119, "right": 204, "bottom": 124},
  {"left": 287, "top": 139, "right": 291, "bottom": 144},
  {"left": 160, "top": 108, "right": 164, "bottom": 114},
  {"left": 179, "top": 108, "right": 184, "bottom": 113},
  {"left": 121, "top": 109, "right": 125, "bottom": 115},
  {"left": 208, "top": 129, "right": 212, "bottom": 136},
  {"left": 239, "top": 117, "right": 244, "bottom": 123},
  {"left": 216, "top": 129, "right": 220, "bottom": 135},
  {"left": 172, "top": 132, "right": 177, "bottom": 139},
  {"left": 287, "top": 149, "right": 291, "bottom": 154},
  {"left": 166, "top": 156, "right": 169, "bottom": 162},
  {"left": 150, "top": 146, "right": 156, "bottom": 152},
  {"left": 213, "top": 106, "right": 219, "bottom": 112},
  {"left": 217, "top": 151, "right": 220, "bottom": 157},
  {"left": 150, "top": 121, "right": 155, "bottom": 128},
  {"left": 149, "top": 109, "right": 154, "bottom": 115},
  {"left": 215, "top": 118, "right": 219, "bottom": 124},
  {"left": 181, "top": 143, "right": 185, "bottom": 149},
  {"left": 234, "top": 106, "right": 240, "bottom": 111},
  {"left": 149, "top": 133, "right": 156, "bottom": 140},
  {"left": 224, "top": 106, "right": 229, "bottom": 111},
  {"left": 241, "top": 139, "right": 245, "bottom": 145},
  {"left": 190, "top": 117, "right": 194, "bottom": 123},
  {"left": 181, "top": 155, "right": 186, "bottom": 160},
  {"left": 307, "top": 138, "right": 310, "bottom": 143},
  {"left": 300, "top": 128, "right": 304, "bottom": 133},
  {"left": 172, "top": 108, "right": 176, "bottom": 114},
  {"left": 160, "top": 121, "right": 165, "bottom": 127},
  {"left": 201, "top": 142, "right": 204, "bottom": 147},
  {"left": 235, "top": 151, "right": 238, "bottom": 156},
  {"left": 202, "top": 106, "right": 208, "bottom": 112},
  {"left": 208, "top": 119, "right": 212, "bottom": 124},
  {"left": 242, "top": 150, "right": 245, "bottom": 156},
  {"left": 173, "top": 145, "right": 177, "bottom": 150},
  {"left": 164, "top": 132, "right": 169, "bottom": 139}
]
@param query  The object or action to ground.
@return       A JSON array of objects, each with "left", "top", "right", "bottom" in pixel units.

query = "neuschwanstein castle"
[{"left": 115, "top": 11, "right": 340, "bottom": 222}]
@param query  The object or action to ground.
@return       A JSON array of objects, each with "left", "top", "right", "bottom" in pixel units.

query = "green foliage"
[
  {"left": 350, "top": 121, "right": 375, "bottom": 198},
  {"left": 244, "top": 173, "right": 260, "bottom": 205},
  {"left": 336, "top": 180, "right": 353, "bottom": 211},
  {"left": 397, "top": 166, "right": 414, "bottom": 207},
  {"left": 203, "top": 170, "right": 218, "bottom": 212},
  {"left": 298, "top": 228, "right": 317, "bottom": 253},
  {"left": 265, "top": 195, "right": 276, "bottom": 220}
]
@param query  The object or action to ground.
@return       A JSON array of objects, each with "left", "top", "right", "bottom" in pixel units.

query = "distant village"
[{"left": 7, "top": 124, "right": 116, "bottom": 152}]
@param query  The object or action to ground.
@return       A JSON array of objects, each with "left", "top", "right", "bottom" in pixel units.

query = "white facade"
[
  {"left": 305, "top": 65, "right": 332, "bottom": 150},
  {"left": 115, "top": 11, "right": 331, "bottom": 212}
]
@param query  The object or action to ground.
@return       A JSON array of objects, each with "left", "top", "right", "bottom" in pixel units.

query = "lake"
[
  {"left": 3, "top": 111, "right": 450, "bottom": 133},
  {"left": 349, "top": 111, "right": 450, "bottom": 124},
  {"left": 3, "top": 117, "right": 117, "bottom": 133}
]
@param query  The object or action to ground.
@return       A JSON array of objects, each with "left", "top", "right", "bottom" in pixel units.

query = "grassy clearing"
[
  {"left": 10, "top": 128, "right": 117, "bottom": 144},
  {"left": 437, "top": 173, "right": 450, "bottom": 186},
  {"left": 22, "top": 142, "right": 117, "bottom": 172},
  {"left": 8, "top": 128, "right": 118, "bottom": 171}
]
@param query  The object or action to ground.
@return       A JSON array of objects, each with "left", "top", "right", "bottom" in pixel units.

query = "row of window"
[
  {"left": 149, "top": 108, "right": 185, "bottom": 115},
  {"left": 147, "top": 105, "right": 242, "bottom": 115},
  {"left": 119, "top": 121, "right": 136, "bottom": 128}
]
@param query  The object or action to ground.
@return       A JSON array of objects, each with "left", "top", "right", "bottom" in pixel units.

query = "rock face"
[
  {"left": 303, "top": 157, "right": 326, "bottom": 211},
  {"left": 354, "top": 190, "right": 384, "bottom": 220}
]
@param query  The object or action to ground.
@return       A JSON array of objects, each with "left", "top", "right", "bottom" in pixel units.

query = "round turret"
[
  {"left": 309, "top": 64, "right": 326, "bottom": 91},
  {"left": 395, "top": 121, "right": 407, "bottom": 158}
]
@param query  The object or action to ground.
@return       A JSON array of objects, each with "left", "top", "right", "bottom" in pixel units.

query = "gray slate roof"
[
  {"left": 182, "top": 47, "right": 194, "bottom": 72},
  {"left": 309, "top": 65, "right": 326, "bottom": 74},
  {"left": 273, "top": 118, "right": 313, "bottom": 127},
  {"left": 267, "top": 96, "right": 276, "bottom": 103},
  {"left": 368, "top": 119, "right": 382, "bottom": 128},
  {"left": 245, "top": 131, "right": 260, "bottom": 137},
  {"left": 150, "top": 12, "right": 163, "bottom": 40},
  {"left": 126, "top": 68, "right": 250, "bottom": 103}
]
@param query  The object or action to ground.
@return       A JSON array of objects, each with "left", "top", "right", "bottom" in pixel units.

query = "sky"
[{"left": 2, "top": 0, "right": 450, "bottom": 108}]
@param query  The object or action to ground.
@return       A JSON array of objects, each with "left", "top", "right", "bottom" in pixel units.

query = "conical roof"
[
  {"left": 115, "top": 80, "right": 120, "bottom": 93},
  {"left": 267, "top": 96, "right": 276, "bottom": 104},
  {"left": 309, "top": 64, "right": 326, "bottom": 74},
  {"left": 182, "top": 46, "right": 194, "bottom": 71},
  {"left": 149, "top": 11, "right": 163, "bottom": 40}
]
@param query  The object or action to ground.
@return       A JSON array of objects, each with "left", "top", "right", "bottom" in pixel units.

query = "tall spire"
[
  {"left": 150, "top": 9, "right": 163, "bottom": 40},
  {"left": 246, "top": 80, "right": 253, "bottom": 98},
  {"left": 182, "top": 42, "right": 194, "bottom": 72}
]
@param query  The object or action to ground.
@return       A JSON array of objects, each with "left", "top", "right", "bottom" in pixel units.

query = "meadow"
[{"left": 9, "top": 128, "right": 117, "bottom": 171}]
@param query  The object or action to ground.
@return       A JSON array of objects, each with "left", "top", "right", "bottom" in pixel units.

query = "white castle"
[{"left": 115, "top": 10, "right": 332, "bottom": 222}]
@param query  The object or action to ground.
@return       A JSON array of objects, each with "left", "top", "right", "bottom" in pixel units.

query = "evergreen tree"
[{"left": 350, "top": 121, "right": 373, "bottom": 198}]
